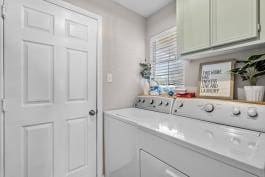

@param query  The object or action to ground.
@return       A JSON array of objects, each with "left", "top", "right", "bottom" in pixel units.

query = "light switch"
[{"left": 107, "top": 73, "right": 113, "bottom": 83}]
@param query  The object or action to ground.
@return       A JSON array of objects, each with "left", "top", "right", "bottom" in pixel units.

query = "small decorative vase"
[
  {"left": 244, "top": 86, "right": 265, "bottom": 102},
  {"left": 140, "top": 79, "right": 150, "bottom": 95}
]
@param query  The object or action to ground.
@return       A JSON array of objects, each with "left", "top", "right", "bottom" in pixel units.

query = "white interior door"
[{"left": 4, "top": 0, "right": 98, "bottom": 177}]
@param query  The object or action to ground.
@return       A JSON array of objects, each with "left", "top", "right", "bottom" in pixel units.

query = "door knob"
[{"left": 89, "top": 110, "right": 96, "bottom": 116}]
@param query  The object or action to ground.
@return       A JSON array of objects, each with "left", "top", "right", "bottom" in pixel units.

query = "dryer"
[{"left": 104, "top": 96, "right": 265, "bottom": 177}]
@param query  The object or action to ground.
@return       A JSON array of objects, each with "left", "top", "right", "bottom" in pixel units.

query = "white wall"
[
  {"left": 63, "top": 0, "right": 146, "bottom": 110},
  {"left": 146, "top": 1, "right": 176, "bottom": 59},
  {"left": 146, "top": 1, "right": 265, "bottom": 100}
]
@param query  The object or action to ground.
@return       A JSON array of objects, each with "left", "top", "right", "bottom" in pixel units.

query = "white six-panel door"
[{"left": 4, "top": 0, "right": 98, "bottom": 176}]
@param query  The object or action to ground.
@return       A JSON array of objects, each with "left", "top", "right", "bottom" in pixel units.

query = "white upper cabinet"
[
  {"left": 180, "top": 0, "right": 211, "bottom": 53},
  {"left": 177, "top": 0, "right": 263, "bottom": 59},
  {"left": 211, "top": 0, "right": 258, "bottom": 46}
]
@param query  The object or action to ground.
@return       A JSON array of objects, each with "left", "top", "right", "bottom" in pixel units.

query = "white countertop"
[{"left": 105, "top": 108, "right": 265, "bottom": 176}]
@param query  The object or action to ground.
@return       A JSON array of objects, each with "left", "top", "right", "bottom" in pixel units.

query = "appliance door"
[
  {"left": 140, "top": 150, "right": 188, "bottom": 177},
  {"left": 139, "top": 130, "right": 259, "bottom": 177}
]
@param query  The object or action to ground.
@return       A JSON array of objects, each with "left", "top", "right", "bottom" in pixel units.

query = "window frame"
[{"left": 150, "top": 26, "right": 184, "bottom": 87}]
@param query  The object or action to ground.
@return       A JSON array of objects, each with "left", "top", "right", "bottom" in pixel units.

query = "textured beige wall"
[
  {"left": 63, "top": 0, "right": 146, "bottom": 110},
  {"left": 146, "top": 1, "right": 176, "bottom": 59},
  {"left": 146, "top": 1, "right": 265, "bottom": 100}
]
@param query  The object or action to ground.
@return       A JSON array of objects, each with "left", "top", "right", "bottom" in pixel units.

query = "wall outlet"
[{"left": 107, "top": 73, "right": 113, "bottom": 83}]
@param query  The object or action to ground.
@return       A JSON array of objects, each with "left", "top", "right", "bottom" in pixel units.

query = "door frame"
[
  {"left": 0, "top": 0, "right": 4, "bottom": 177},
  {"left": 0, "top": 0, "right": 103, "bottom": 177}
]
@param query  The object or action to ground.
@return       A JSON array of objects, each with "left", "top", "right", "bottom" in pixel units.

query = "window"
[{"left": 150, "top": 27, "right": 184, "bottom": 86}]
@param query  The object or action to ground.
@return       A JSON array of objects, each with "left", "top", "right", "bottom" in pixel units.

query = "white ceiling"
[{"left": 112, "top": 0, "right": 174, "bottom": 17}]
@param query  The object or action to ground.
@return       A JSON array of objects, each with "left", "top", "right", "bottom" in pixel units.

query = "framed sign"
[{"left": 198, "top": 60, "right": 235, "bottom": 99}]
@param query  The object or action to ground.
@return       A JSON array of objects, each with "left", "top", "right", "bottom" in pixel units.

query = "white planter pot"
[{"left": 244, "top": 86, "right": 265, "bottom": 102}]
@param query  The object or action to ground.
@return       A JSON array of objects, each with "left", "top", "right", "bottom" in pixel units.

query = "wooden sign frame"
[{"left": 198, "top": 60, "right": 236, "bottom": 100}]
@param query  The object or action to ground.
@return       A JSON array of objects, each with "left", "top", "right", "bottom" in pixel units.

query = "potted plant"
[
  {"left": 140, "top": 62, "right": 152, "bottom": 95},
  {"left": 230, "top": 53, "right": 265, "bottom": 102}
]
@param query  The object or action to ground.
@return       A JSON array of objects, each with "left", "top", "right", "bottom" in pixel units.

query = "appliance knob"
[
  {"left": 159, "top": 101, "right": 163, "bottom": 106},
  {"left": 247, "top": 108, "right": 258, "bottom": 118},
  {"left": 204, "top": 104, "right": 214, "bottom": 112},
  {"left": 138, "top": 99, "right": 141, "bottom": 103},
  {"left": 165, "top": 102, "right": 169, "bottom": 106},
  {"left": 178, "top": 102, "right": 184, "bottom": 108},
  {"left": 232, "top": 108, "right": 241, "bottom": 116},
  {"left": 150, "top": 99, "right": 154, "bottom": 105},
  {"left": 142, "top": 99, "right": 145, "bottom": 103}
]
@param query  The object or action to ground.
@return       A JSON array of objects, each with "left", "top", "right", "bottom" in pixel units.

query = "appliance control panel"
[
  {"left": 172, "top": 98, "right": 265, "bottom": 132},
  {"left": 135, "top": 96, "right": 174, "bottom": 114}
]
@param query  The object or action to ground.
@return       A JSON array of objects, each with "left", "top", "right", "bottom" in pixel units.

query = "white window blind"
[{"left": 150, "top": 27, "right": 184, "bottom": 86}]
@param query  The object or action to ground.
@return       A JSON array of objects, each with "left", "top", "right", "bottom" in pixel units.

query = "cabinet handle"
[{"left": 165, "top": 169, "right": 181, "bottom": 177}]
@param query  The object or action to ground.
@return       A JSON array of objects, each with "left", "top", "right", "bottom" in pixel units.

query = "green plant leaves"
[
  {"left": 140, "top": 62, "right": 152, "bottom": 80},
  {"left": 230, "top": 53, "right": 265, "bottom": 85},
  {"left": 247, "top": 53, "right": 265, "bottom": 60},
  {"left": 253, "top": 70, "right": 265, "bottom": 78}
]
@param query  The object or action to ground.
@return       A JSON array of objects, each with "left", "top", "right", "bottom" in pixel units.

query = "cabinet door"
[
  {"left": 179, "top": 0, "right": 211, "bottom": 53},
  {"left": 212, "top": 0, "right": 258, "bottom": 46}
]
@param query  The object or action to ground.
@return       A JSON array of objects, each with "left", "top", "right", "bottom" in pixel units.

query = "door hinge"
[
  {"left": 1, "top": 99, "right": 6, "bottom": 113},
  {"left": 1, "top": 2, "right": 6, "bottom": 19},
  {"left": 258, "top": 24, "right": 261, "bottom": 33}
]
